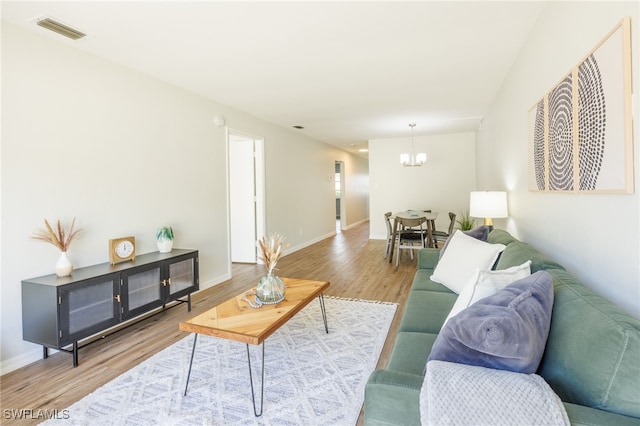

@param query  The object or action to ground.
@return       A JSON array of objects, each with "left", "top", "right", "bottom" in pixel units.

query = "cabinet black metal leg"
[
  {"left": 183, "top": 334, "right": 198, "bottom": 396},
  {"left": 318, "top": 293, "right": 328, "bottom": 333},
  {"left": 246, "top": 342, "right": 265, "bottom": 417},
  {"left": 72, "top": 342, "right": 78, "bottom": 367},
  {"left": 43, "top": 346, "right": 48, "bottom": 359},
  {"left": 187, "top": 293, "right": 192, "bottom": 312}
]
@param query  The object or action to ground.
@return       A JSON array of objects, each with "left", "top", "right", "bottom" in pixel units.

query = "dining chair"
[
  {"left": 383, "top": 211, "right": 395, "bottom": 257},
  {"left": 395, "top": 216, "right": 427, "bottom": 269},
  {"left": 432, "top": 212, "right": 456, "bottom": 248}
]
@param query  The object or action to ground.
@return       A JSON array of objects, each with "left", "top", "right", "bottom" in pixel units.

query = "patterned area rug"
[{"left": 46, "top": 297, "right": 397, "bottom": 425}]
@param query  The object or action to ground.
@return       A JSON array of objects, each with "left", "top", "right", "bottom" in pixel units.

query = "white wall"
[
  {"left": 0, "top": 23, "right": 369, "bottom": 373},
  {"left": 344, "top": 157, "right": 370, "bottom": 228},
  {"left": 477, "top": 2, "right": 640, "bottom": 318},
  {"left": 369, "top": 132, "right": 476, "bottom": 239}
]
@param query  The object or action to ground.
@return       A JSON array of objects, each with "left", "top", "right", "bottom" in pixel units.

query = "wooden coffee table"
[{"left": 179, "top": 277, "right": 330, "bottom": 416}]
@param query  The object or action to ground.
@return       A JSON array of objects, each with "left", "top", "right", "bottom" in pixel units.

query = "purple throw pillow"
[
  {"left": 427, "top": 271, "right": 554, "bottom": 374},
  {"left": 439, "top": 225, "right": 490, "bottom": 259}
]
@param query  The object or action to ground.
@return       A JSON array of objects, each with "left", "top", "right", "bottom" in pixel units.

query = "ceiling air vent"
[{"left": 36, "top": 17, "right": 86, "bottom": 40}]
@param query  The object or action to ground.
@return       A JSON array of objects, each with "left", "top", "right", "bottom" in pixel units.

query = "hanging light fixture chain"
[{"left": 409, "top": 123, "right": 416, "bottom": 156}]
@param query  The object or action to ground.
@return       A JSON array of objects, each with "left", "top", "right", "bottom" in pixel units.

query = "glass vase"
[{"left": 256, "top": 273, "right": 286, "bottom": 304}]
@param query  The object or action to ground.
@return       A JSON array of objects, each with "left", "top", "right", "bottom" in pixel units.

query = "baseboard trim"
[
  {"left": 286, "top": 231, "right": 337, "bottom": 255},
  {"left": 1, "top": 348, "right": 47, "bottom": 376},
  {"left": 196, "top": 274, "right": 230, "bottom": 291},
  {"left": 344, "top": 218, "right": 369, "bottom": 230}
]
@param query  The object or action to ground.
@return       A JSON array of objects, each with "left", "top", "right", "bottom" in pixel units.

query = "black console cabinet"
[{"left": 22, "top": 249, "right": 199, "bottom": 367}]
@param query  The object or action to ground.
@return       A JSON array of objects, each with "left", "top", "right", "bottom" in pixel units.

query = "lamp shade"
[{"left": 469, "top": 191, "right": 508, "bottom": 219}]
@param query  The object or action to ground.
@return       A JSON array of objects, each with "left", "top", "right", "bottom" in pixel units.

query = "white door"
[{"left": 229, "top": 134, "right": 257, "bottom": 263}]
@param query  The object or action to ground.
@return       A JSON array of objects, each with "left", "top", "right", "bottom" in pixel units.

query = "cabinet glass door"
[
  {"left": 121, "top": 264, "right": 163, "bottom": 320},
  {"left": 166, "top": 254, "right": 198, "bottom": 300},
  {"left": 59, "top": 276, "right": 120, "bottom": 345}
]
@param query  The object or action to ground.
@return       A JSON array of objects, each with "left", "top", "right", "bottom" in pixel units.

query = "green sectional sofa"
[{"left": 364, "top": 229, "right": 640, "bottom": 425}]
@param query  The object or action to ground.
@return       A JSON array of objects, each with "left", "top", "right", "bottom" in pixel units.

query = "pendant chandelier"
[{"left": 400, "top": 123, "right": 427, "bottom": 167}]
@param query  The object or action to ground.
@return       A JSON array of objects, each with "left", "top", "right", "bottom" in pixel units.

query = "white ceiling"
[{"left": 1, "top": 1, "right": 545, "bottom": 157}]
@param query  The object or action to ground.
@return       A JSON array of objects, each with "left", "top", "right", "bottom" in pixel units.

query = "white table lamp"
[{"left": 469, "top": 191, "right": 508, "bottom": 229}]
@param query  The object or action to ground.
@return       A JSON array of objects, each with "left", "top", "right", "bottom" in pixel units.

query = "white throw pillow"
[
  {"left": 441, "top": 260, "right": 532, "bottom": 328},
  {"left": 431, "top": 230, "right": 506, "bottom": 294}
]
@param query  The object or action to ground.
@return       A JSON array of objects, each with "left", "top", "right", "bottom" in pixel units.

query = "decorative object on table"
[
  {"left": 456, "top": 209, "right": 476, "bottom": 231},
  {"left": 241, "top": 291, "right": 263, "bottom": 309},
  {"left": 55, "top": 252, "right": 73, "bottom": 278},
  {"left": 528, "top": 17, "right": 633, "bottom": 193},
  {"left": 31, "top": 217, "right": 82, "bottom": 277},
  {"left": 256, "top": 232, "right": 288, "bottom": 304},
  {"left": 400, "top": 123, "right": 427, "bottom": 167},
  {"left": 156, "top": 226, "right": 174, "bottom": 253},
  {"left": 469, "top": 191, "right": 508, "bottom": 231},
  {"left": 109, "top": 236, "right": 136, "bottom": 265}
]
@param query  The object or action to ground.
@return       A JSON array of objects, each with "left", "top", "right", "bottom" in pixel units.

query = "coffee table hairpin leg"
[
  {"left": 246, "top": 342, "right": 265, "bottom": 417},
  {"left": 183, "top": 333, "right": 198, "bottom": 396},
  {"left": 319, "top": 293, "right": 328, "bottom": 334}
]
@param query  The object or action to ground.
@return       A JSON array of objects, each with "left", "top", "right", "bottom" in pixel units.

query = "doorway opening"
[
  {"left": 335, "top": 161, "right": 345, "bottom": 232},
  {"left": 228, "top": 130, "right": 265, "bottom": 265}
]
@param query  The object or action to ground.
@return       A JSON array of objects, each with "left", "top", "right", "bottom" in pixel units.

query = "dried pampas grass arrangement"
[
  {"left": 258, "top": 233, "right": 288, "bottom": 275},
  {"left": 32, "top": 218, "right": 82, "bottom": 252}
]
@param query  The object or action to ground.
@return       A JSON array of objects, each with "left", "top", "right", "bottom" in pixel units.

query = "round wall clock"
[{"left": 109, "top": 236, "right": 136, "bottom": 265}]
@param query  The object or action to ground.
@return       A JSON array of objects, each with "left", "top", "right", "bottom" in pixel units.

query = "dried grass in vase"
[
  {"left": 32, "top": 218, "right": 82, "bottom": 252},
  {"left": 258, "top": 233, "right": 288, "bottom": 275}
]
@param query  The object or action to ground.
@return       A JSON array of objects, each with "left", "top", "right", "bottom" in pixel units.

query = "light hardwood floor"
[{"left": 1, "top": 220, "right": 419, "bottom": 425}]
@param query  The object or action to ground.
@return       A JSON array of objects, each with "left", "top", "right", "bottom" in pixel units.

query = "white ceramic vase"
[
  {"left": 56, "top": 251, "right": 73, "bottom": 277},
  {"left": 157, "top": 239, "right": 173, "bottom": 253}
]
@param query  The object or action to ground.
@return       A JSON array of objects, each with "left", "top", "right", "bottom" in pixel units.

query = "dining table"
[{"left": 387, "top": 210, "right": 438, "bottom": 263}]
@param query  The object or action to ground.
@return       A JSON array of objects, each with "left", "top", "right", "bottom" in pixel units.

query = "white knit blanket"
[{"left": 420, "top": 360, "right": 570, "bottom": 426}]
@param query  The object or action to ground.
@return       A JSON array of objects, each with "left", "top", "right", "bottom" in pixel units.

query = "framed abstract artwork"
[{"left": 528, "top": 17, "right": 633, "bottom": 193}]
